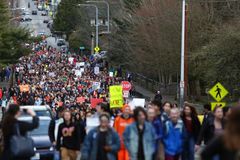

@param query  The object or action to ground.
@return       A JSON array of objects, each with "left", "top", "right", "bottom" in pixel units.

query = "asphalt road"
[{"left": 18, "top": 0, "right": 51, "bottom": 37}]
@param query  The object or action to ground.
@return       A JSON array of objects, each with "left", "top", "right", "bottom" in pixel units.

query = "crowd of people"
[{"left": 0, "top": 41, "right": 240, "bottom": 160}]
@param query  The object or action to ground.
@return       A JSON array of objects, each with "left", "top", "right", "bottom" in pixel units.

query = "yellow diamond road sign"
[
  {"left": 208, "top": 82, "right": 229, "bottom": 102},
  {"left": 211, "top": 102, "right": 226, "bottom": 111},
  {"left": 94, "top": 46, "right": 100, "bottom": 53}
]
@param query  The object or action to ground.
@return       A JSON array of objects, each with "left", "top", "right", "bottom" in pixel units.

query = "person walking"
[
  {"left": 163, "top": 108, "right": 186, "bottom": 160},
  {"left": 147, "top": 105, "right": 164, "bottom": 160},
  {"left": 161, "top": 101, "right": 173, "bottom": 123},
  {"left": 56, "top": 110, "right": 81, "bottom": 160},
  {"left": 1, "top": 104, "right": 39, "bottom": 160},
  {"left": 123, "top": 107, "right": 157, "bottom": 160},
  {"left": 154, "top": 91, "right": 162, "bottom": 105},
  {"left": 181, "top": 104, "right": 201, "bottom": 160},
  {"left": 196, "top": 106, "right": 225, "bottom": 147},
  {"left": 202, "top": 104, "right": 214, "bottom": 125},
  {"left": 201, "top": 107, "right": 240, "bottom": 160},
  {"left": 81, "top": 113, "right": 120, "bottom": 160},
  {"left": 114, "top": 105, "right": 134, "bottom": 160}
]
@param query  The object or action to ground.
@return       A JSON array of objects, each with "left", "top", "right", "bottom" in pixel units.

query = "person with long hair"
[
  {"left": 196, "top": 106, "right": 225, "bottom": 159},
  {"left": 1, "top": 104, "right": 39, "bottom": 160},
  {"left": 201, "top": 107, "right": 240, "bottom": 160},
  {"left": 123, "top": 107, "right": 157, "bottom": 160},
  {"left": 181, "top": 104, "right": 201, "bottom": 160}
]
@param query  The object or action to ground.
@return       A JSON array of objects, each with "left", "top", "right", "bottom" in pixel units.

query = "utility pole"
[
  {"left": 77, "top": 4, "right": 99, "bottom": 47},
  {"left": 180, "top": 0, "right": 186, "bottom": 108},
  {"left": 184, "top": 4, "right": 189, "bottom": 100}
]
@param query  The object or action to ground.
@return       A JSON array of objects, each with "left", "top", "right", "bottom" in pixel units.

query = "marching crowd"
[{"left": 0, "top": 41, "right": 240, "bottom": 160}]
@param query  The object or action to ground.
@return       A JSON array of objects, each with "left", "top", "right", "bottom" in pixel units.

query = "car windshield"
[
  {"left": 21, "top": 110, "right": 51, "bottom": 117},
  {"left": 30, "top": 120, "right": 50, "bottom": 136}
]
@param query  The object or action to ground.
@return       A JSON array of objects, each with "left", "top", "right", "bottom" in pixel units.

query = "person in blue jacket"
[
  {"left": 163, "top": 108, "right": 186, "bottom": 160},
  {"left": 80, "top": 113, "right": 120, "bottom": 160},
  {"left": 123, "top": 107, "right": 157, "bottom": 160}
]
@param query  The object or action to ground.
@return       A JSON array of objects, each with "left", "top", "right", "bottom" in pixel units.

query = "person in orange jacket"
[{"left": 114, "top": 104, "right": 134, "bottom": 160}]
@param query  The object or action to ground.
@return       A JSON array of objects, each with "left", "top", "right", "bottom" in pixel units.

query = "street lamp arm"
[
  {"left": 85, "top": 1, "right": 110, "bottom": 33},
  {"left": 77, "top": 4, "right": 99, "bottom": 47}
]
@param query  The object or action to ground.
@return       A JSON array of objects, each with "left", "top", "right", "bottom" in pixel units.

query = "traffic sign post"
[
  {"left": 211, "top": 102, "right": 226, "bottom": 111},
  {"left": 121, "top": 81, "right": 132, "bottom": 91},
  {"left": 208, "top": 82, "right": 229, "bottom": 102},
  {"left": 94, "top": 46, "right": 100, "bottom": 53},
  {"left": 209, "top": 82, "right": 228, "bottom": 111},
  {"left": 80, "top": 46, "right": 85, "bottom": 50}
]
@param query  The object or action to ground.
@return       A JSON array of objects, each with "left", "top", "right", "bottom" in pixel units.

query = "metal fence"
[{"left": 131, "top": 73, "right": 178, "bottom": 96}]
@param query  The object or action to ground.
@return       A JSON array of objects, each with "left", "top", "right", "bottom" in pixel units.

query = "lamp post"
[
  {"left": 180, "top": 0, "right": 186, "bottom": 108},
  {"left": 77, "top": 4, "right": 99, "bottom": 47},
  {"left": 86, "top": 1, "right": 110, "bottom": 33}
]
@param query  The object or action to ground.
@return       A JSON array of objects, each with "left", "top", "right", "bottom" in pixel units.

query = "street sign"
[
  {"left": 180, "top": 81, "right": 185, "bottom": 88},
  {"left": 79, "top": 46, "right": 85, "bottom": 50},
  {"left": 208, "top": 82, "right": 229, "bottom": 102},
  {"left": 121, "top": 81, "right": 132, "bottom": 91},
  {"left": 94, "top": 46, "right": 100, "bottom": 53},
  {"left": 123, "top": 91, "right": 129, "bottom": 98},
  {"left": 211, "top": 102, "right": 226, "bottom": 111}
]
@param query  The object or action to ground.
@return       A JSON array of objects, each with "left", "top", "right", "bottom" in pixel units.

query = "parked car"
[
  {"left": 20, "top": 16, "right": 32, "bottom": 22},
  {"left": 20, "top": 105, "right": 54, "bottom": 119},
  {"left": 32, "top": 10, "right": 37, "bottom": 15},
  {"left": 18, "top": 116, "right": 55, "bottom": 160},
  {"left": 38, "top": 5, "right": 44, "bottom": 11},
  {"left": 60, "top": 45, "right": 68, "bottom": 54},
  {"left": 41, "top": 11, "right": 47, "bottom": 16},
  {"left": 22, "top": 11, "right": 30, "bottom": 16},
  {"left": 57, "top": 39, "right": 66, "bottom": 46},
  {"left": 43, "top": 19, "right": 49, "bottom": 23}
]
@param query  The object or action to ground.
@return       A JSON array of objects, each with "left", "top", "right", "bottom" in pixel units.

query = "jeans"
[
  {"left": 213, "top": 155, "right": 220, "bottom": 160},
  {"left": 182, "top": 133, "right": 195, "bottom": 160}
]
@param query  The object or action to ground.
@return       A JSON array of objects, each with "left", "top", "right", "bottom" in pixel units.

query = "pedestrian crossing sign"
[
  {"left": 94, "top": 46, "right": 100, "bottom": 53},
  {"left": 211, "top": 102, "right": 226, "bottom": 111},
  {"left": 208, "top": 82, "right": 229, "bottom": 102}
]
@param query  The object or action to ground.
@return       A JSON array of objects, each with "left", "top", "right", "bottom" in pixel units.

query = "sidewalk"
[{"left": 134, "top": 84, "right": 176, "bottom": 102}]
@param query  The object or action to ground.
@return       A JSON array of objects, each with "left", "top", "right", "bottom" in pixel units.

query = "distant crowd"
[{"left": 1, "top": 40, "right": 240, "bottom": 160}]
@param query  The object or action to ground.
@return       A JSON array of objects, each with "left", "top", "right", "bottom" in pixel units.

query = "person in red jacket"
[{"left": 114, "top": 104, "right": 134, "bottom": 160}]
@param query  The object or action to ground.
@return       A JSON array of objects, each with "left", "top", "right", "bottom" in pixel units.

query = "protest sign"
[
  {"left": 76, "top": 62, "right": 85, "bottom": 68},
  {"left": 76, "top": 97, "right": 85, "bottom": 103},
  {"left": 80, "top": 68, "right": 84, "bottom": 73},
  {"left": 86, "top": 117, "right": 99, "bottom": 134},
  {"left": 90, "top": 98, "right": 103, "bottom": 108},
  {"left": 19, "top": 85, "right": 30, "bottom": 92},
  {"left": 92, "top": 82, "right": 101, "bottom": 90},
  {"left": 122, "top": 81, "right": 132, "bottom": 91},
  {"left": 68, "top": 57, "right": 74, "bottom": 64},
  {"left": 128, "top": 98, "right": 145, "bottom": 110},
  {"left": 109, "top": 72, "right": 113, "bottom": 77},
  {"left": 75, "top": 70, "right": 82, "bottom": 77},
  {"left": 109, "top": 85, "right": 123, "bottom": 108},
  {"left": 94, "top": 66, "right": 100, "bottom": 75}
]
